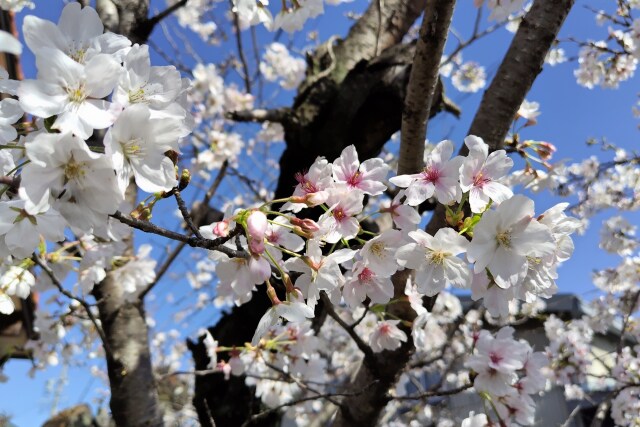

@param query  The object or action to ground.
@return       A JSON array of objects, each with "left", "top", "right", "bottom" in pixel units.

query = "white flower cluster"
[
  {"left": 0, "top": 0, "right": 33, "bottom": 12},
  {"left": 260, "top": 43, "right": 306, "bottom": 90},
  {"left": 465, "top": 326, "right": 547, "bottom": 425},
  {"left": 0, "top": 3, "right": 193, "bottom": 312},
  {"left": 232, "top": 0, "right": 324, "bottom": 33},
  {"left": 544, "top": 315, "right": 594, "bottom": 392}
]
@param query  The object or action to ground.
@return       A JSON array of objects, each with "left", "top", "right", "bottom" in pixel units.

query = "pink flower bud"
[
  {"left": 249, "top": 237, "right": 265, "bottom": 255},
  {"left": 246, "top": 210, "right": 267, "bottom": 240},
  {"left": 290, "top": 217, "right": 320, "bottom": 233},
  {"left": 212, "top": 220, "right": 230, "bottom": 237}
]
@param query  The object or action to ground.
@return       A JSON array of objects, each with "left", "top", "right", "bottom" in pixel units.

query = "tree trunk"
[{"left": 92, "top": 2, "right": 165, "bottom": 425}]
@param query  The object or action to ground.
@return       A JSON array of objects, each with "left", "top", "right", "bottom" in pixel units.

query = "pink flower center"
[
  {"left": 295, "top": 172, "right": 318, "bottom": 194},
  {"left": 347, "top": 171, "right": 362, "bottom": 187},
  {"left": 473, "top": 171, "right": 490, "bottom": 188},
  {"left": 357, "top": 267, "right": 374, "bottom": 283},
  {"left": 489, "top": 351, "right": 503, "bottom": 365},
  {"left": 333, "top": 207, "right": 347, "bottom": 222},
  {"left": 379, "top": 323, "right": 391, "bottom": 335},
  {"left": 422, "top": 166, "right": 441, "bottom": 183}
]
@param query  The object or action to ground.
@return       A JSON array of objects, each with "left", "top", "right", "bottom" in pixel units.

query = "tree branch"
[
  {"left": 110, "top": 211, "right": 244, "bottom": 258},
  {"left": 392, "top": 381, "right": 473, "bottom": 400},
  {"left": 225, "top": 108, "right": 291, "bottom": 123},
  {"left": 398, "top": 0, "right": 457, "bottom": 175},
  {"left": 320, "top": 293, "right": 375, "bottom": 362},
  {"left": 466, "top": 0, "right": 575, "bottom": 151}
]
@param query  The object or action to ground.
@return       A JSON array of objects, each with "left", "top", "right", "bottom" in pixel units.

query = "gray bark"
[{"left": 399, "top": 0, "right": 457, "bottom": 175}]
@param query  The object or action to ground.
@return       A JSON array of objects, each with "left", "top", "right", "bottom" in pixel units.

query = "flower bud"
[
  {"left": 290, "top": 217, "right": 320, "bottom": 233},
  {"left": 212, "top": 220, "right": 230, "bottom": 237},
  {"left": 246, "top": 210, "right": 267, "bottom": 239}
]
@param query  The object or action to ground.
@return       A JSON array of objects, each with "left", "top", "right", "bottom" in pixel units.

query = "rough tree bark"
[{"left": 399, "top": 0, "right": 457, "bottom": 175}]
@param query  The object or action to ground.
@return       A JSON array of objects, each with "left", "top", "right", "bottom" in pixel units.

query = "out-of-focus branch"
[
  {"left": 320, "top": 293, "right": 375, "bottom": 361},
  {"left": 146, "top": 0, "right": 188, "bottom": 27},
  {"left": 230, "top": 0, "right": 252, "bottom": 94},
  {"left": 225, "top": 108, "right": 291, "bottom": 123},
  {"left": 33, "top": 256, "right": 112, "bottom": 358},
  {"left": 398, "top": 0, "right": 457, "bottom": 175}
]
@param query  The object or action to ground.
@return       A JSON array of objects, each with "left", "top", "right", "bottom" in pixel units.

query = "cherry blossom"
[
  {"left": 333, "top": 145, "right": 389, "bottom": 195},
  {"left": 467, "top": 195, "right": 555, "bottom": 289},
  {"left": 369, "top": 320, "right": 407, "bottom": 353},
  {"left": 460, "top": 135, "right": 514, "bottom": 213},
  {"left": 397, "top": 227, "right": 471, "bottom": 296},
  {"left": 19, "top": 48, "right": 121, "bottom": 139},
  {"left": 390, "top": 140, "right": 463, "bottom": 206},
  {"left": 342, "top": 261, "right": 394, "bottom": 307}
]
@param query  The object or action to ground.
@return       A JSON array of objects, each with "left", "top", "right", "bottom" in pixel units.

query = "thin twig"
[
  {"left": 146, "top": 0, "right": 188, "bottom": 27},
  {"left": 175, "top": 190, "right": 203, "bottom": 239},
  {"left": 392, "top": 382, "right": 473, "bottom": 400},
  {"left": 230, "top": 0, "right": 252, "bottom": 94},
  {"left": 110, "top": 211, "right": 244, "bottom": 258},
  {"left": 320, "top": 293, "right": 375, "bottom": 362},
  {"left": 33, "top": 256, "right": 113, "bottom": 359}
]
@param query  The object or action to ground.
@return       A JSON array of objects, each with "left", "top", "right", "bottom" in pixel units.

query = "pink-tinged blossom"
[
  {"left": 470, "top": 270, "right": 513, "bottom": 318},
  {"left": 396, "top": 228, "right": 471, "bottom": 296},
  {"left": 317, "top": 186, "right": 364, "bottom": 243},
  {"left": 460, "top": 135, "right": 514, "bottom": 213},
  {"left": 342, "top": 261, "right": 394, "bottom": 308},
  {"left": 201, "top": 220, "right": 230, "bottom": 238},
  {"left": 369, "top": 320, "right": 407, "bottom": 353},
  {"left": 264, "top": 216, "right": 305, "bottom": 263},
  {"left": 282, "top": 157, "right": 332, "bottom": 212},
  {"left": 519, "top": 351, "right": 548, "bottom": 394},
  {"left": 286, "top": 240, "right": 354, "bottom": 309},
  {"left": 246, "top": 210, "right": 268, "bottom": 255},
  {"left": 379, "top": 190, "right": 421, "bottom": 230},
  {"left": 332, "top": 145, "right": 389, "bottom": 195},
  {"left": 467, "top": 195, "right": 555, "bottom": 289},
  {"left": 466, "top": 327, "right": 529, "bottom": 396},
  {"left": 390, "top": 140, "right": 463, "bottom": 206},
  {"left": 360, "top": 229, "right": 404, "bottom": 277}
]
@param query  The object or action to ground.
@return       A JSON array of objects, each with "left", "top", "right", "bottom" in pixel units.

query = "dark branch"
[{"left": 225, "top": 108, "right": 291, "bottom": 123}]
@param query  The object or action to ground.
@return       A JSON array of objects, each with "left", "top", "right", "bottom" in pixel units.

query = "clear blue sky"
[{"left": 1, "top": 0, "right": 638, "bottom": 425}]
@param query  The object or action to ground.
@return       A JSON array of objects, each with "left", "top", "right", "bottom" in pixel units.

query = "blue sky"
[{"left": 1, "top": 0, "right": 639, "bottom": 425}]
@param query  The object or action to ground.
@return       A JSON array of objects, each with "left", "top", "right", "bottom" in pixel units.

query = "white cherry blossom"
[{"left": 396, "top": 227, "right": 471, "bottom": 296}]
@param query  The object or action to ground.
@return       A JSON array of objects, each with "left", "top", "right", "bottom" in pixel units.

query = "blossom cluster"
[
  {"left": 0, "top": 3, "right": 193, "bottom": 311},
  {"left": 465, "top": 326, "right": 547, "bottom": 426},
  {"left": 192, "top": 135, "right": 579, "bottom": 417}
]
